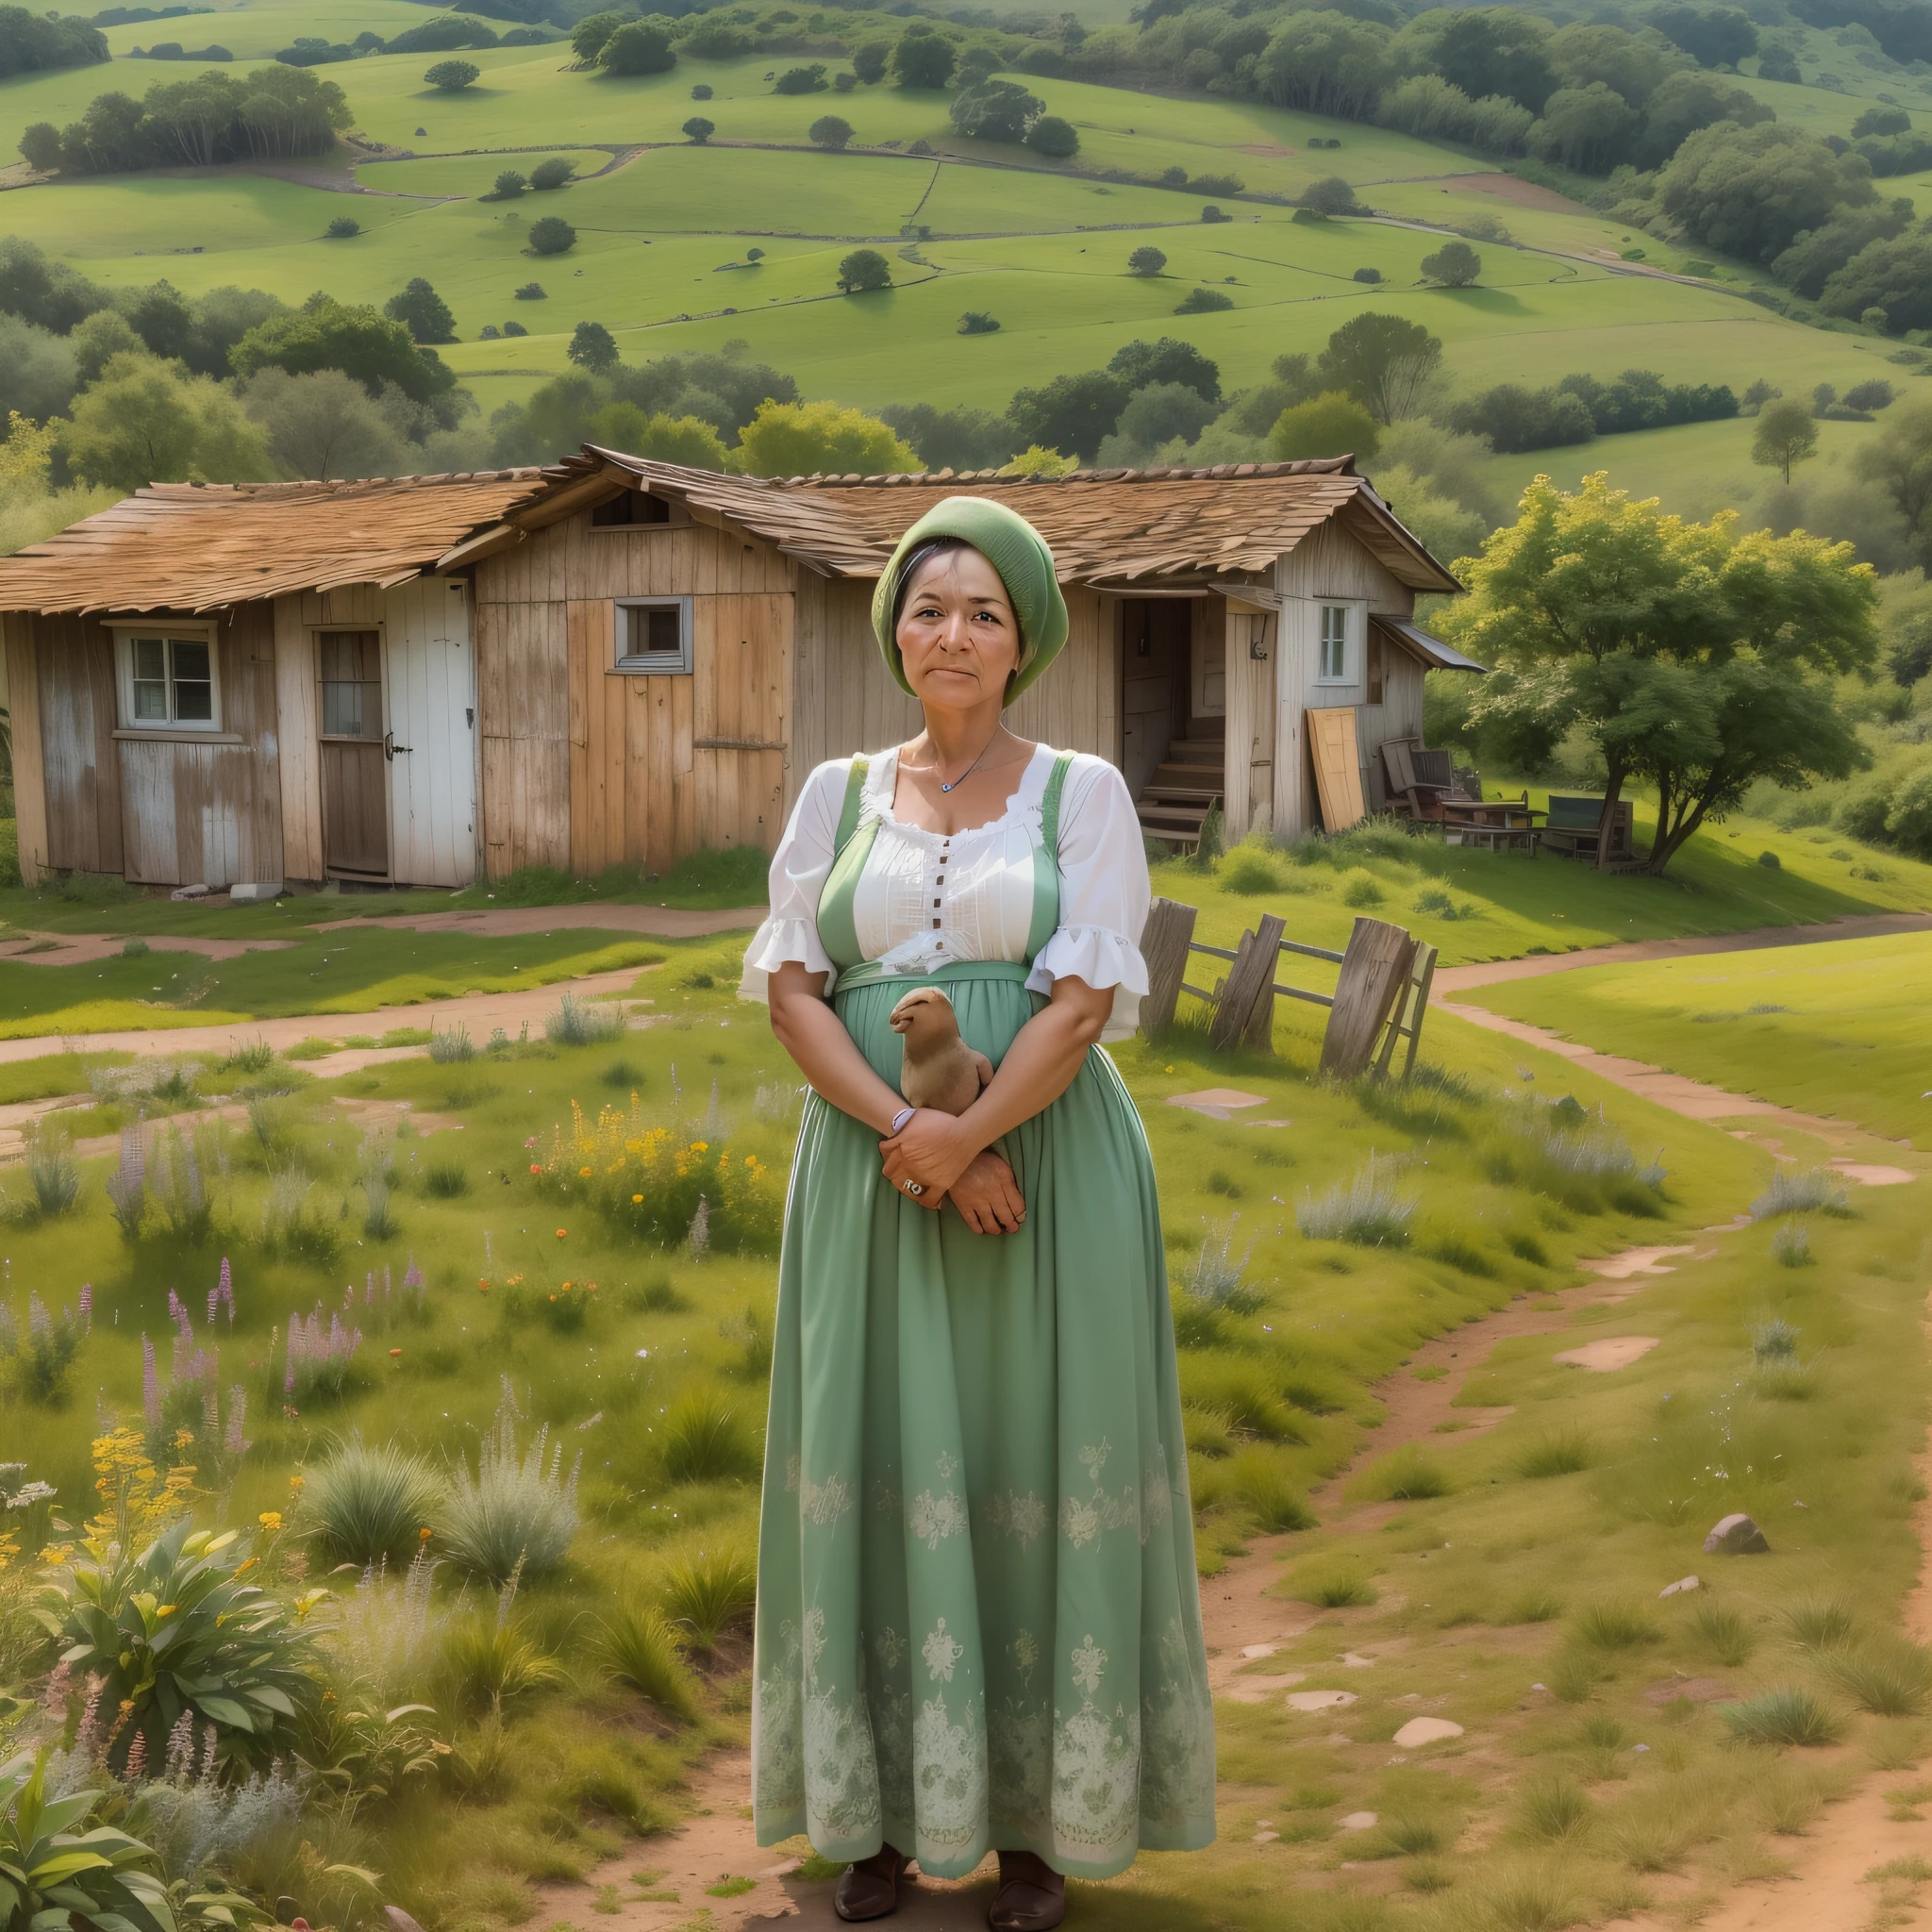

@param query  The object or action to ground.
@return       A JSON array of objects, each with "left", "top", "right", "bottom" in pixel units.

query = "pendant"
[{"left": 941, "top": 780, "right": 955, "bottom": 792}]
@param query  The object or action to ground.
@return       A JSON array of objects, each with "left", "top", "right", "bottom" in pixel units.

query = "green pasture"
[
  {"left": 1457, "top": 925, "right": 1932, "bottom": 1150},
  {"left": 100, "top": 0, "right": 454, "bottom": 60}
]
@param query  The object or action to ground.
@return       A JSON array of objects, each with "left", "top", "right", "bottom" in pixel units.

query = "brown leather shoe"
[
  {"left": 834, "top": 1843, "right": 911, "bottom": 1922},
  {"left": 989, "top": 1851, "right": 1065, "bottom": 1931}
]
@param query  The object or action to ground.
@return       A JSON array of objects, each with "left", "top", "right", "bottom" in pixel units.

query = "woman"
[{"left": 741, "top": 497, "right": 1214, "bottom": 1930}]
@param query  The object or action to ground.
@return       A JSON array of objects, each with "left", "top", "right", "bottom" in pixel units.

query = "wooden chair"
[
  {"left": 1379, "top": 740, "right": 1453, "bottom": 821},
  {"left": 1541, "top": 794, "right": 1636, "bottom": 861}
]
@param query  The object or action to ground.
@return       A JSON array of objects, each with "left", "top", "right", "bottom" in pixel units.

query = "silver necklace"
[{"left": 916, "top": 735, "right": 1000, "bottom": 794}]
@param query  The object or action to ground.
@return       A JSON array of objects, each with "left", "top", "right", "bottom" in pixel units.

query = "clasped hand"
[{"left": 881, "top": 1109, "right": 1025, "bottom": 1235}]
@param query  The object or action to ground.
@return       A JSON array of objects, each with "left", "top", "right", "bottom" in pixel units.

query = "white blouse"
[{"left": 739, "top": 744, "right": 1152, "bottom": 1041}]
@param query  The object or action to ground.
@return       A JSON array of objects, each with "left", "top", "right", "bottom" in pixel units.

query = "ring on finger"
[{"left": 902, "top": 1179, "right": 924, "bottom": 1197}]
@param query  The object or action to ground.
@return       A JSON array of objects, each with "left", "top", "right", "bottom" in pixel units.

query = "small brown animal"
[{"left": 890, "top": 986, "right": 992, "bottom": 1116}]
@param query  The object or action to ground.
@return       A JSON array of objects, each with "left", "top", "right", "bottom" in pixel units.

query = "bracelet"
[{"left": 889, "top": 1105, "right": 917, "bottom": 1136}]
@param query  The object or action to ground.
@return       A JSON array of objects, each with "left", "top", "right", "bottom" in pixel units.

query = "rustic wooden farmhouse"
[{"left": 0, "top": 449, "right": 1474, "bottom": 891}]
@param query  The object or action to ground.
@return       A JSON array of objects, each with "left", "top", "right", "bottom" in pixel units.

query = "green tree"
[
  {"left": 1398, "top": 7, "right": 1555, "bottom": 112},
  {"left": 600, "top": 19, "right": 675, "bottom": 74},
  {"left": 616, "top": 409, "right": 730, "bottom": 469},
  {"left": 836, "top": 247, "right": 891, "bottom": 291},
  {"left": 569, "top": 319, "right": 620, "bottom": 372},
  {"left": 1254, "top": 10, "right": 1391, "bottom": 118},
  {"left": 1442, "top": 473, "right": 1876, "bottom": 872},
  {"left": 1648, "top": 2, "right": 1757, "bottom": 69},
  {"left": 949, "top": 77, "right": 1041, "bottom": 142},
  {"left": 1658, "top": 121, "right": 1875, "bottom": 262},
  {"left": 1109, "top": 336, "right": 1219, "bottom": 404},
  {"left": 1634, "top": 69, "right": 1771, "bottom": 170},
  {"left": 1126, "top": 244, "right": 1168, "bottom": 276},
  {"left": 1531, "top": 81, "right": 1641, "bottom": 174},
  {"left": 1855, "top": 398, "right": 1932, "bottom": 555},
  {"left": 424, "top": 58, "right": 480, "bottom": 89},
  {"left": 1317, "top": 311, "right": 1441, "bottom": 424},
  {"left": 18, "top": 121, "right": 62, "bottom": 171},
  {"left": 1820, "top": 229, "right": 1932, "bottom": 335},
  {"left": 1007, "top": 369, "right": 1129, "bottom": 460},
  {"left": 809, "top": 113, "right": 854, "bottom": 150},
  {"left": 72, "top": 306, "right": 142, "bottom": 384},
  {"left": 1547, "top": 20, "right": 1674, "bottom": 108},
  {"left": 239, "top": 365, "right": 405, "bottom": 479},
  {"left": 65, "top": 349, "right": 271, "bottom": 491},
  {"left": 736, "top": 398, "right": 917, "bottom": 476},
  {"left": 570, "top": 10, "right": 624, "bottom": 64},
  {"left": 774, "top": 62, "right": 828, "bottom": 93},
  {"left": 528, "top": 215, "right": 576, "bottom": 255},
  {"left": 890, "top": 24, "right": 955, "bottom": 89},
  {"left": 1752, "top": 395, "right": 1818, "bottom": 483},
  {"left": 383, "top": 276, "right": 458, "bottom": 344},
  {"left": 1419, "top": 239, "right": 1482, "bottom": 286},
  {"left": 682, "top": 115, "right": 714, "bottom": 142},
  {"left": 1269, "top": 390, "right": 1381, "bottom": 461},
  {"left": 852, "top": 41, "right": 888, "bottom": 84},
  {"left": 529, "top": 155, "right": 575, "bottom": 190},
  {"left": 491, "top": 167, "right": 526, "bottom": 196},
  {"left": 1298, "top": 175, "right": 1365, "bottom": 215},
  {"left": 230, "top": 296, "right": 453, "bottom": 403},
  {"left": 1025, "top": 113, "right": 1077, "bottom": 158}
]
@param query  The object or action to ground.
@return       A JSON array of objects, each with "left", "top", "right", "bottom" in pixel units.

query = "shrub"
[
  {"left": 662, "top": 1543, "right": 757, "bottom": 1650},
  {"left": 307, "top": 1435, "right": 443, "bottom": 1565},
  {"left": 808, "top": 112, "right": 854, "bottom": 149},
  {"left": 1354, "top": 266, "right": 1382, "bottom": 283},
  {"left": 958, "top": 310, "right": 1001, "bottom": 334},
  {"left": 1227, "top": 1449, "right": 1314, "bottom": 1531},
  {"left": 491, "top": 168, "right": 525, "bottom": 197},
  {"left": 1183, "top": 1219, "right": 1262, "bottom": 1311},
  {"left": 326, "top": 215, "right": 361, "bottom": 238},
  {"left": 424, "top": 1159, "right": 469, "bottom": 1199},
  {"left": 283, "top": 1302, "right": 365, "bottom": 1401},
  {"left": 1752, "top": 1318, "right": 1801, "bottom": 1361},
  {"left": 424, "top": 57, "right": 480, "bottom": 88},
  {"left": 682, "top": 114, "right": 714, "bottom": 142},
  {"left": 1515, "top": 1428, "right": 1591, "bottom": 1478},
  {"left": 1785, "top": 1596, "right": 1857, "bottom": 1649},
  {"left": 1127, "top": 244, "right": 1168, "bottom": 275},
  {"left": 691, "top": 81, "right": 712, "bottom": 99},
  {"left": 660, "top": 1385, "right": 760, "bottom": 1483},
  {"left": 529, "top": 155, "right": 574, "bottom": 189},
  {"left": 601, "top": 17, "right": 675, "bottom": 73},
  {"left": 1420, "top": 239, "right": 1482, "bottom": 286},
  {"left": 1174, "top": 286, "right": 1234, "bottom": 313},
  {"left": 441, "top": 1613, "right": 566, "bottom": 1710},
  {"left": 1751, "top": 1167, "right": 1852, "bottom": 1219},
  {"left": 45, "top": 1519, "right": 321, "bottom": 1771},
  {"left": 1026, "top": 113, "right": 1077, "bottom": 157},
  {"left": 545, "top": 992, "right": 626, "bottom": 1044},
  {"left": 438, "top": 1388, "right": 580, "bottom": 1583},
  {"left": 1221, "top": 846, "right": 1281, "bottom": 894},
  {"left": 601, "top": 1604, "right": 702, "bottom": 1721},
  {"left": 527, "top": 215, "right": 576, "bottom": 256},
  {"left": 429, "top": 1021, "right": 474, "bottom": 1062},
  {"left": 1772, "top": 1222, "right": 1814, "bottom": 1267},
  {"left": 514, "top": 281, "right": 546, "bottom": 299},
  {"left": 1296, "top": 1155, "right": 1419, "bottom": 1247},
  {"left": 1722, "top": 1686, "right": 1842, "bottom": 1747},
  {"left": 359, "top": 1135, "right": 396, "bottom": 1240},
  {"left": 774, "top": 61, "right": 827, "bottom": 92}
]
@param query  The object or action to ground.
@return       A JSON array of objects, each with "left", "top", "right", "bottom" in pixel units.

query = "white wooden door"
[{"left": 383, "top": 577, "right": 477, "bottom": 887}]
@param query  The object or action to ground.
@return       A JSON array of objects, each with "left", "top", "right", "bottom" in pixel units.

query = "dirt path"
[
  {"left": 0, "top": 930, "right": 297, "bottom": 968},
  {"left": 1431, "top": 910, "right": 1932, "bottom": 996},
  {"left": 311, "top": 904, "right": 763, "bottom": 940}
]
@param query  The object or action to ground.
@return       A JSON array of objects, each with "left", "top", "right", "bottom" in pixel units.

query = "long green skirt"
[{"left": 753, "top": 973, "right": 1216, "bottom": 1880}]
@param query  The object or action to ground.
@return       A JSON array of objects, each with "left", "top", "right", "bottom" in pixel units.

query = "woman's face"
[{"left": 895, "top": 545, "right": 1022, "bottom": 710}]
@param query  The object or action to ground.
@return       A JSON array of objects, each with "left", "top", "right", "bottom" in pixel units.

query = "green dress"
[{"left": 752, "top": 752, "right": 1215, "bottom": 1880}]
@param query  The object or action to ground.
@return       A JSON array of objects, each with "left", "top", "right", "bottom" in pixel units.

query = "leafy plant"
[
  {"left": 659, "top": 1386, "right": 760, "bottom": 1485},
  {"left": 1752, "top": 1319, "right": 1801, "bottom": 1361},
  {"left": 22, "top": 1122, "right": 78, "bottom": 1218},
  {"left": 1771, "top": 1221, "right": 1814, "bottom": 1267},
  {"left": 1721, "top": 1686, "right": 1842, "bottom": 1747},
  {"left": 0, "top": 1749, "right": 179, "bottom": 1929},
  {"left": 298, "top": 1693, "right": 450, "bottom": 1812},
  {"left": 599, "top": 1605, "right": 701, "bottom": 1722},
  {"left": 148, "top": 1123, "right": 216, "bottom": 1243},
  {"left": 40, "top": 1520, "right": 324, "bottom": 1772},
  {"left": 306, "top": 1437, "right": 443, "bottom": 1567},
  {"left": 437, "top": 1386, "right": 580, "bottom": 1584},
  {"left": 358, "top": 1134, "right": 396, "bottom": 1241},
  {"left": 661, "top": 1544, "right": 756, "bottom": 1652},
  {"left": 1184, "top": 1219, "right": 1263, "bottom": 1311}
]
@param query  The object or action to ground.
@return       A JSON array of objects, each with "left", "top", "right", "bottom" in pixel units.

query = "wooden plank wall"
[
  {"left": 2, "top": 616, "right": 48, "bottom": 886},
  {"left": 34, "top": 613, "right": 122, "bottom": 875},
  {"left": 475, "top": 537, "right": 569, "bottom": 876},
  {"left": 272, "top": 595, "right": 324, "bottom": 880},
  {"left": 791, "top": 573, "right": 920, "bottom": 797},
  {"left": 1222, "top": 604, "right": 1274, "bottom": 841}
]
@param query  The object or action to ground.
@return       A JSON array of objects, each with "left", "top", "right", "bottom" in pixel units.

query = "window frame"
[
  {"left": 613, "top": 595, "right": 694, "bottom": 675},
  {"left": 111, "top": 625, "right": 223, "bottom": 733},
  {"left": 312, "top": 625, "right": 388, "bottom": 744},
  {"left": 590, "top": 487, "right": 680, "bottom": 531},
  {"left": 1315, "top": 602, "right": 1354, "bottom": 685}
]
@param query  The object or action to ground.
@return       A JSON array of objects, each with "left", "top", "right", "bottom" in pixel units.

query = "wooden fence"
[{"left": 1139, "top": 897, "right": 1437, "bottom": 1079}]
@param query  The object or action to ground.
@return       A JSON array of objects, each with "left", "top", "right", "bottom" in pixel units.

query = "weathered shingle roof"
[
  {"left": 0, "top": 449, "right": 1460, "bottom": 613},
  {"left": 0, "top": 470, "right": 552, "bottom": 614}
]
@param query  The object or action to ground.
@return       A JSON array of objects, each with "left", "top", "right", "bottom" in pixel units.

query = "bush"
[
  {"left": 601, "top": 18, "right": 675, "bottom": 73},
  {"left": 1174, "top": 287, "right": 1234, "bottom": 313},
  {"left": 529, "top": 155, "right": 574, "bottom": 190},
  {"left": 527, "top": 215, "right": 576, "bottom": 256},
  {"left": 691, "top": 81, "right": 712, "bottom": 99},
  {"left": 808, "top": 113, "right": 854, "bottom": 149},
  {"left": 1127, "top": 244, "right": 1167, "bottom": 275},
  {"left": 437, "top": 1389, "right": 580, "bottom": 1583},
  {"left": 1515, "top": 1429, "right": 1591, "bottom": 1478},
  {"left": 601, "top": 1604, "right": 702, "bottom": 1720},
  {"left": 1354, "top": 266, "right": 1381, "bottom": 283},
  {"left": 958, "top": 310, "right": 1000, "bottom": 334},
  {"left": 1357, "top": 1445, "right": 1450, "bottom": 1501},
  {"left": 1785, "top": 1596, "right": 1857, "bottom": 1649},
  {"left": 1296, "top": 1154, "right": 1418, "bottom": 1246},
  {"left": 0, "top": 1756, "right": 185, "bottom": 1928},
  {"left": 661, "top": 1543, "right": 757, "bottom": 1650},
  {"left": 1226, "top": 1449, "right": 1314, "bottom": 1531},
  {"left": 1420, "top": 240, "right": 1482, "bottom": 286},
  {"left": 1751, "top": 1167, "right": 1852, "bottom": 1220},
  {"left": 1573, "top": 1600, "right": 1661, "bottom": 1650},
  {"left": 1689, "top": 1600, "right": 1757, "bottom": 1667},
  {"left": 514, "top": 281, "right": 546, "bottom": 299},
  {"left": 429, "top": 1021, "right": 474, "bottom": 1062},
  {"left": 545, "top": 992, "right": 626, "bottom": 1044},
  {"left": 307, "top": 1435, "right": 443, "bottom": 1565},
  {"left": 682, "top": 114, "right": 714, "bottom": 142},
  {"left": 1026, "top": 113, "right": 1077, "bottom": 157},
  {"left": 326, "top": 214, "right": 360, "bottom": 238},
  {"left": 1295, "top": 1558, "right": 1377, "bottom": 1607},
  {"left": 659, "top": 1385, "right": 760, "bottom": 1483},
  {"left": 424, "top": 58, "right": 479, "bottom": 89},
  {"left": 22, "top": 1123, "right": 78, "bottom": 1218},
  {"left": 1824, "top": 1637, "right": 1932, "bottom": 1716},
  {"left": 1221, "top": 846, "right": 1281, "bottom": 894}
]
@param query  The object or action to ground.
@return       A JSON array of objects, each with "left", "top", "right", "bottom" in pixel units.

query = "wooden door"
[
  {"left": 317, "top": 630, "right": 389, "bottom": 877},
  {"left": 1120, "top": 600, "right": 1185, "bottom": 799},
  {"left": 1307, "top": 705, "right": 1367, "bottom": 830},
  {"left": 384, "top": 578, "right": 477, "bottom": 887}
]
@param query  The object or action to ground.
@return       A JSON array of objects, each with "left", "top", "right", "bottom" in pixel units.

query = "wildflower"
[
  {"left": 390, "top": 1347, "right": 402, "bottom": 1358},
  {"left": 529, "top": 1163, "right": 541, "bottom": 1175},
  {"left": 258, "top": 1511, "right": 282, "bottom": 1531},
  {"left": 157, "top": 1604, "right": 177, "bottom": 1617},
  {"left": 579, "top": 1166, "right": 591, "bottom": 1178},
  {"left": 632, "top": 1193, "right": 643, "bottom": 1204},
  {"left": 556, "top": 1228, "right": 567, "bottom": 1240},
  {"left": 419, "top": 1525, "right": 432, "bottom": 1541},
  {"left": 288, "top": 1474, "right": 305, "bottom": 1491}
]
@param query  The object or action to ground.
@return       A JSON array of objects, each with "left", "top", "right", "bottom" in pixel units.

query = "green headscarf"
[{"left": 871, "top": 494, "right": 1070, "bottom": 705}]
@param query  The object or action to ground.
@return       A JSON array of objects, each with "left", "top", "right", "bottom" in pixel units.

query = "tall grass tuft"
[
  {"left": 1772, "top": 1222, "right": 1814, "bottom": 1268},
  {"left": 1357, "top": 1445, "right": 1450, "bottom": 1501},
  {"left": 22, "top": 1123, "right": 78, "bottom": 1218},
  {"left": 1688, "top": 1599, "right": 1757, "bottom": 1667},
  {"left": 659, "top": 1386, "right": 761, "bottom": 1484},
  {"left": 220, "top": 1037, "right": 275, "bottom": 1074},
  {"left": 1296, "top": 1153, "right": 1418, "bottom": 1247},
  {"left": 1184, "top": 1218, "right": 1262, "bottom": 1311},
  {"left": 599, "top": 1605, "right": 702, "bottom": 1722},
  {"left": 1225, "top": 1449, "right": 1314, "bottom": 1532},
  {"left": 441, "top": 1611, "right": 567, "bottom": 1711},
  {"left": 1751, "top": 1167, "right": 1852, "bottom": 1220},
  {"left": 306, "top": 1436, "right": 444, "bottom": 1566},
  {"left": 545, "top": 994, "right": 627, "bottom": 1046},
  {"left": 1512, "top": 1773, "right": 1592, "bottom": 1844},
  {"left": 424, "top": 1160, "right": 469, "bottom": 1199},
  {"left": 1751, "top": 1319, "right": 1801, "bottom": 1362},
  {"left": 1514, "top": 1429, "right": 1591, "bottom": 1479},
  {"left": 1476, "top": 1868, "right": 1582, "bottom": 1932},
  {"left": 429, "top": 1022, "right": 475, "bottom": 1063},
  {"left": 358, "top": 1133, "right": 396, "bottom": 1241},
  {"left": 1572, "top": 1601, "right": 1660, "bottom": 1651},
  {"left": 1379, "top": 1815, "right": 1446, "bottom": 1857},
  {"left": 1294, "top": 1558, "right": 1377, "bottom": 1608},
  {"left": 148, "top": 1122, "right": 214, "bottom": 1242},
  {"left": 1822, "top": 1636, "right": 1932, "bottom": 1717},
  {"left": 438, "top": 1383, "right": 581, "bottom": 1584},
  {"left": 1721, "top": 1686, "right": 1842, "bottom": 1747},
  {"left": 661, "top": 1544, "right": 757, "bottom": 1652},
  {"left": 1784, "top": 1597, "right": 1857, "bottom": 1650}
]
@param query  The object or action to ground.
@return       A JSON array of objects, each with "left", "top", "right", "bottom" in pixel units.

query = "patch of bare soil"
[
  {"left": 0, "top": 931, "right": 295, "bottom": 967},
  {"left": 1426, "top": 171, "right": 1588, "bottom": 212}
]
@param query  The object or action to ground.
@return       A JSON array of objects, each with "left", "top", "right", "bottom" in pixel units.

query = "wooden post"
[
  {"left": 1210, "top": 912, "right": 1286, "bottom": 1053},
  {"left": 1373, "top": 940, "right": 1437, "bottom": 1081},
  {"left": 1242, "top": 911, "right": 1288, "bottom": 1053},
  {"left": 1138, "top": 896, "right": 1197, "bottom": 1038},
  {"left": 1320, "top": 916, "right": 1416, "bottom": 1077}
]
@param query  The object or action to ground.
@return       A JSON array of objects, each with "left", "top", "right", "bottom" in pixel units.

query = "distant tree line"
[
  {"left": 273, "top": 12, "right": 556, "bottom": 67},
  {"left": 1452, "top": 367, "right": 1739, "bottom": 453},
  {"left": 0, "top": 5, "right": 108, "bottom": 79},
  {"left": 19, "top": 65, "right": 349, "bottom": 174}
]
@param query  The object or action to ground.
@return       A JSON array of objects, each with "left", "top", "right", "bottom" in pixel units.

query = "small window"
[
  {"left": 116, "top": 629, "right": 219, "bottom": 730},
  {"left": 615, "top": 595, "right": 692, "bottom": 675},
  {"left": 318, "top": 631, "right": 383, "bottom": 740},
  {"left": 1318, "top": 604, "right": 1351, "bottom": 682},
  {"left": 592, "top": 488, "right": 672, "bottom": 528}
]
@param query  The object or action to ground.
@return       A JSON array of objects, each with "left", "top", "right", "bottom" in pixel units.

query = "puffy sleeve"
[
  {"left": 739, "top": 759, "right": 846, "bottom": 1004},
  {"left": 1026, "top": 754, "right": 1151, "bottom": 1042}
]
